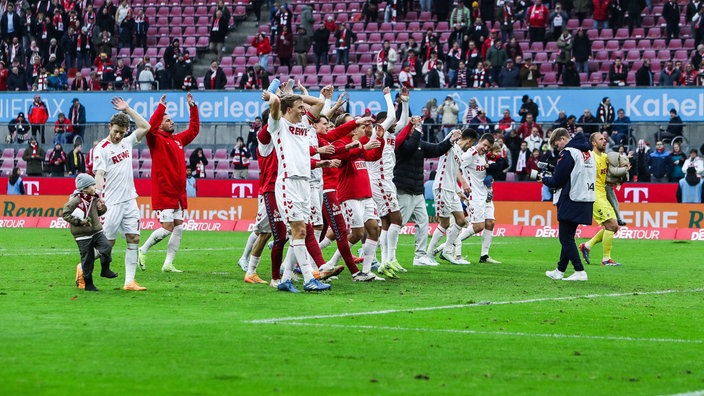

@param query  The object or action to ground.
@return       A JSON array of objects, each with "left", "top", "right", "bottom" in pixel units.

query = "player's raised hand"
[
  {"left": 297, "top": 80, "right": 309, "bottom": 96},
  {"left": 450, "top": 129, "right": 462, "bottom": 142},
  {"left": 186, "top": 92, "right": 195, "bottom": 106},
  {"left": 400, "top": 86, "right": 410, "bottom": 102},
  {"left": 261, "top": 90, "right": 272, "bottom": 101},
  {"left": 159, "top": 95, "right": 167, "bottom": 105},
  {"left": 364, "top": 138, "right": 381, "bottom": 150},
  {"left": 355, "top": 116, "right": 373, "bottom": 125},
  {"left": 383, "top": 86, "right": 390, "bottom": 95},
  {"left": 318, "top": 145, "right": 335, "bottom": 155},
  {"left": 111, "top": 97, "right": 129, "bottom": 112},
  {"left": 321, "top": 85, "right": 334, "bottom": 99}
]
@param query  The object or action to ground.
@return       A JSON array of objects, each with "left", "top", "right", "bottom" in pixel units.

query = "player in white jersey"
[
  {"left": 457, "top": 133, "right": 501, "bottom": 263},
  {"left": 92, "top": 97, "right": 151, "bottom": 291},
  {"left": 427, "top": 128, "right": 478, "bottom": 265},
  {"left": 367, "top": 87, "right": 407, "bottom": 278},
  {"left": 265, "top": 90, "right": 332, "bottom": 292}
]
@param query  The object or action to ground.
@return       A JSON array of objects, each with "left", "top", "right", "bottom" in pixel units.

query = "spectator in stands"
[
  {"left": 627, "top": 0, "right": 646, "bottom": 35},
  {"left": 118, "top": 9, "right": 134, "bottom": 50},
  {"left": 463, "top": 98, "right": 480, "bottom": 124},
  {"left": 334, "top": 22, "right": 356, "bottom": 69},
  {"left": 154, "top": 62, "right": 171, "bottom": 90},
  {"left": 181, "top": 75, "right": 195, "bottom": 91},
  {"left": 437, "top": 95, "right": 459, "bottom": 139},
  {"left": 486, "top": 39, "right": 507, "bottom": 82},
  {"left": 677, "top": 166, "right": 704, "bottom": 202},
  {"left": 562, "top": 61, "right": 581, "bottom": 86},
  {"left": 519, "top": 58, "right": 541, "bottom": 87},
  {"left": 252, "top": 63, "right": 270, "bottom": 89},
  {"left": 137, "top": 63, "right": 153, "bottom": 90},
  {"left": 8, "top": 112, "right": 30, "bottom": 144},
  {"left": 230, "top": 138, "right": 250, "bottom": 179},
  {"left": 527, "top": 0, "right": 549, "bottom": 44},
  {"left": 498, "top": 58, "right": 521, "bottom": 87},
  {"left": 95, "top": 29, "right": 113, "bottom": 56},
  {"left": 514, "top": 141, "right": 530, "bottom": 180},
  {"left": 549, "top": 4, "right": 570, "bottom": 41},
  {"left": 76, "top": 26, "right": 92, "bottom": 70},
  {"left": 502, "top": 37, "right": 521, "bottom": 61},
  {"left": 498, "top": 1, "right": 515, "bottom": 43},
  {"left": 189, "top": 147, "right": 209, "bottom": 179},
  {"left": 470, "top": 109, "right": 494, "bottom": 135},
  {"left": 433, "top": 0, "right": 453, "bottom": 21},
  {"left": 252, "top": 32, "right": 271, "bottom": 71},
  {"left": 565, "top": 114, "right": 578, "bottom": 135},
  {"left": 471, "top": 61, "right": 493, "bottom": 87},
  {"left": 133, "top": 7, "right": 148, "bottom": 51},
  {"left": 209, "top": 10, "right": 228, "bottom": 58},
  {"left": 421, "top": 107, "right": 440, "bottom": 142},
  {"left": 670, "top": 141, "right": 687, "bottom": 182},
  {"left": 312, "top": 24, "right": 330, "bottom": 71},
  {"left": 517, "top": 113, "right": 544, "bottom": 139},
  {"left": 659, "top": 60, "right": 682, "bottom": 86},
  {"left": 656, "top": 108, "right": 684, "bottom": 142},
  {"left": 635, "top": 58, "right": 654, "bottom": 86},
  {"left": 426, "top": 60, "right": 446, "bottom": 88},
  {"left": 172, "top": 52, "right": 192, "bottom": 90},
  {"left": 497, "top": 109, "right": 516, "bottom": 133},
  {"left": 649, "top": 141, "right": 672, "bottom": 183},
  {"left": 376, "top": 39, "right": 398, "bottom": 73},
  {"left": 578, "top": 108, "right": 599, "bottom": 134},
  {"left": 274, "top": 3, "right": 293, "bottom": 35},
  {"left": 505, "top": 127, "right": 523, "bottom": 170},
  {"left": 214, "top": 0, "right": 231, "bottom": 29},
  {"left": 71, "top": 71, "right": 88, "bottom": 90},
  {"left": 683, "top": 148, "right": 704, "bottom": 177},
  {"left": 631, "top": 139, "right": 650, "bottom": 182},
  {"left": 464, "top": 40, "right": 481, "bottom": 70},
  {"left": 113, "top": 58, "right": 131, "bottom": 90},
  {"left": 0, "top": 61, "right": 7, "bottom": 91},
  {"left": 448, "top": 22, "right": 467, "bottom": 49},
  {"left": 401, "top": 36, "right": 420, "bottom": 61},
  {"left": 405, "top": 48, "right": 421, "bottom": 86},
  {"left": 293, "top": 27, "right": 311, "bottom": 67},
  {"left": 596, "top": 97, "right": 615, "bottom": 134},
  {"left": 481, "top": 29, "right": 498, "bottom": 59},
  {"left": 67, "top": 98, "right": 85, "bottom": 143},
  {"left": 362, "top": 0, "right": 380, "bottom": 28},
  {"left": 61, "top": 26, "right": 77, "bottom": 69},
  {"left": 66, "top": 142, "right": 86, "bottom": 176},
  {"left": 54, "top": 112, "right": 73, "bottom": 145},
  {"left": 455, "top": 60, "right": 470, "bottom": 88},
  {"left": 88, "top": 70, "right": 101, "bottom": 90},
  {"left": 398, "top": 61, "right": 413, "bottom": 88},
  {"left": 445, "top": 42, "right": 462, "bottom": 86},
  {"left": 572, "top": 28, "right": 591, "bottom": 74},
  {"left": 612, "top": 109, "right": 631, "bottom": 145},
  {"left": 449, "top": 2, "right": 472, "bottom": 28},
  {"left": 27, "top": 94, "right": 48, "bottom": 143},
  {"left": 608, "top": 57, "right": 628, "bottom": 86},
  {"left": 186, "top": 167, "right": 197, "bottom": 196},
  {"left": 275, "top": 24, "right": 294, "bottom": 69},
  {"left": 361, "top": 67, "right": 375, "bottom": 88},
  {"left": 694, "top": 10, "right": 704, "bottom": 49},
  {"left": 663, "top": 0, "right": 681, "bottom": 46},
  {"left": 1, "top": 2, "right": 23, "bottom": 42},
  {"left": 680, "top": 62, "right": 699, "bottom": 85},
  {"left": 609, "top": 0, "right": 626, "bottom": 31},
  {"left": 204, "top": 60, "right": 226, "bottom": 90},
  {"left": 163, "top": 39, "right": 180, "bottom": 75},
  {"left": 7, "top": 167, "right": 26, "bottom": 194},
  {"left": 239, "top": 66, "right": 261, "bottom": 89},
  {"left": 592, "top": 0, "right": 610, "bottom": 30},
  {"left": 23, "top": 137, "right": 45, "bottom": 176},
  {"left": 467, "top": 18, "right": 488, "bottom": 49},
  {"left": 552, "top": 111, "right": 568, "bottom": 129},
  {"left": 247, "top": 117, "right": 261, "bottom": 159},
  {"left": 519, "top": 94, "right": 539, "bottom": 122},
  {"left": 7, "top": 37, "right": 24, "bottom": 67},
  {"left": 555, "top": 29, "right": 572, "bottom": 81},
  {"left": 324, "top": 15, "right": 337, "bottom": 33}
]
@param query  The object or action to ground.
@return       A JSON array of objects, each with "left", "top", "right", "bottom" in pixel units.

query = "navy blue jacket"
[
  {"left": 649, "top": 149, "right": 672, "bottom": 179},
  {"left": 542, "top": 132, "right": 594, "bottom": 225}
]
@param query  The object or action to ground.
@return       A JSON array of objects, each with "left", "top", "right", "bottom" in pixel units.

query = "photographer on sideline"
[{"left": 540, "top": 128, "right": 596, "bottom": 281}]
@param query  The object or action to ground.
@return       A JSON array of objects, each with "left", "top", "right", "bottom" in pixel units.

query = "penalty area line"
[
  {"left": 247, "top": 288, "right": 704, "bottom": 324},
  {"left": 281, "top": 322, "right": 703, "bottom": 345}
]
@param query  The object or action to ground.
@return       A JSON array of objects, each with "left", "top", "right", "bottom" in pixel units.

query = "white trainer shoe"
[
  {"left": 455, "top": 256, "right": 471, "bottom": 265},
  {"left": 545, "top": 269, "right": 565, "bottom": 280},
  {"left": 413, "top": 256, "right": 439, "bottom": 266},
  {"left": 563, "top": 271, "right": 588, "bottom": 281},
  {"left": 439, "top": 250, "right": 462, "bottom": 265}
]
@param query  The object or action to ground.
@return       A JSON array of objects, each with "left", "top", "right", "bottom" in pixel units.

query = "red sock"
[
  {"left": 305, "top": 223, "right": 326, "bottom": 268},
  {"left": 323, "top": 192, "right": 359, "bottom": 273}
]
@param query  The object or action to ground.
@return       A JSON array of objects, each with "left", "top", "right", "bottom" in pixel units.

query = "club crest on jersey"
[
  {"left": 288, "top": 126, "right": 308, "bottom": 136},
  {"left": 272, "top": 209, "right": 282, "bottom": 222},
  {"left": 330, "top": 204, "right": 342, "bottom": 216}
]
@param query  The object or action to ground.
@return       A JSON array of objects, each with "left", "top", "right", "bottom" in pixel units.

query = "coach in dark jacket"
[
  {"left": 394, "top": 115, "right": 456, "bottom": 266},
  {"left": 541, "top": 130, "right": 594, "bottom": 281}
]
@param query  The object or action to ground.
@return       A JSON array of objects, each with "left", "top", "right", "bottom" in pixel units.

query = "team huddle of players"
[{"left": 236, "top": 82, "right": 505, "bottom": 293}]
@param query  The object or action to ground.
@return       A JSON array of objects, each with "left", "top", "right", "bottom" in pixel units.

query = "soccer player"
[
  {"left": 92, "top": 97, "right": 151, "bottom": 291},
  {"left": 579, "top": 133, "right": 623, "bottom": 266},
  {"left": 266, "top": 90, "right": 332, "bottom": 292},
  {"left": 138, "top": 93, "right": 200, "bottom": 273},
  {"left": 427, "top": 128, "right": 477, "bottom": 265}
]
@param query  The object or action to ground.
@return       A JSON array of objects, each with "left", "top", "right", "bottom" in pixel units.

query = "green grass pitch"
[{"left": 0, "top": 228, "right": 702, "bottom": 396}]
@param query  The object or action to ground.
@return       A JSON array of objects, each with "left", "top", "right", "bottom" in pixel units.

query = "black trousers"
[
  {"left": 557, "top": 220, "right": 584, "bottom": 272},
  {"left": 76, "top": 231, "right": 113, "bottom": 278}
]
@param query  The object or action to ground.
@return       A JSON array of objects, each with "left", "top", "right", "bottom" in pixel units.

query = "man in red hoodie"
[
  {"left": 138, "top": 93, "right": 200, "bottom": 273},
  {"left": 526, "top": 0, "right": 549, "bottom": 44}
]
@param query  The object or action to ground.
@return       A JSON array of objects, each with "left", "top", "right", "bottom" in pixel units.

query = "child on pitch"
[{"left": 62, "top": 174, "right": 117, "bottom": 291}]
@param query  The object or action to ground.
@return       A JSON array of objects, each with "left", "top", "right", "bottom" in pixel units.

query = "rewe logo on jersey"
[
  {"left": 353, "top": 161, "right": 367, "bottom": 170},
  {"left": 111, "top": 150, "right": 130, "bottom": 164},
  {"left": 288, "top": 126, "right": 308, "bottom": 136}
]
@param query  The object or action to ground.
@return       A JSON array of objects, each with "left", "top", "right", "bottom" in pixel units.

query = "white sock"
[
  {"left": 314, "top": 228, "right": 322, "bottom": 243},
  {"left": 281, "top": 246, "right": 296, "bottom": 282},
  {"left": 328, "top": 249, "right": 342, "bottom": 266},
  {"left": 241, "top": 232, "right": 258, "bottom": 261},
  {"left": 362, "top": 239, "right": 378, "bottom": 273},
  {"left": 125, "top": 243, "right": 138, "bottom": 286},
  {"left": 458, "top": 226, "right": 475, "bottom": 242},
  {"left": 291, "top": 239, "right": 314, "bottom": 282},
  {"left": 481, "top": 229, "right": 493, "bottom": 256},
  {"left": 444, "top": 224, "right": 462, "bottom": 253},
  {"left": 319, "top": 237, "right": 333, "bottom": 250},
  {"left": 247, "top": 255, "right": 261, "bottom": 275},
  {"left": 164, "top": 225, "right": 183, "bottom": 267},
  {"left": 454, "top": 238, "right": 462, "bottom": 257},
  {"left": 141, "top": 227, "right": 171, "bottom": 253},
  {"left": 379, "top": 229, "right": 387, "bottom": 263},
  {"left": 387, "top": 224, "right": 401, "bottom": 262},
  {"left": 427, "top": 225, "right": 446, "bottom": 254}
]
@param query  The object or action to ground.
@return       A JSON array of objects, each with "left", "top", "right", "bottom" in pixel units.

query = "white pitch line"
[
  {"left": 247, "top": 288, "right": 704, "bottom": 324},
  {"left": 281, "top": 322, "right": 703, "bottom": 345},
  {"left": 662, "top": 391, "right": 704, "bottom": 396}
]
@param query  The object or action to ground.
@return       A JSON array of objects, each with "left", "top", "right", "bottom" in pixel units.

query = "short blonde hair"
[{"left": 549, "top": 127, "right": 570, "bottom": 147}]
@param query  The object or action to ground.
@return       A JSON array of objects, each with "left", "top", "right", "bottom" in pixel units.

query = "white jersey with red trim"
[
  {"left": 268, "top": 116, "right": 312, "bottom": 180},
  {"left": 308, "top": 127, "right": 322, "bottom": 188},
  {"left": 433, "top": 143, "right": 463, "bottom": 193},
  {"left": 93, "top": 133, "right": 138, "bottom": 204},
  {"left": 367, "top": 130, "right": 396, "bottom": 181},
  {"left": 461, "top": 146, "right": 488, "bottom": 201}
]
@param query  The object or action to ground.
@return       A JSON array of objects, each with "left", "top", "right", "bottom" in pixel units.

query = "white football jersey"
[
  {"left": 367, "top": 130, "right": 396, "bottom": 181},
  {"left": 308, "top": 126, "right": 322, "bottom": 188},
  {"left": 93, "top": 133, "right": 138, "bottom": 204},
  {"left": 433, "top": 143, "right": 463, "bottom": 193},
  {"left": 269, "top": 116, "right": 312, "bottom": 180},
  {"left": 461, "top": 146, "right": 488, "bottom": 201}
]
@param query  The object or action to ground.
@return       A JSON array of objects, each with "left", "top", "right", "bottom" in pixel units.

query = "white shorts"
[
  {"left": 309, "top": 185, "right": 323, "bottom": 226},
  {"left": 102, "top": 199, "right": 140, "bottom": 240},
  {"left": 275, "top": 178, "right": 310, "bottom": 223},
  {"left": 434, "top": 188, "right": 463, "bottom": 218},
  {"left": 468, "top": 200, "right": 495, "bottom": 224},
  {"left": 155, "top": 205, "right": 184, "bottom": 223},
  {"left": 253, "top": 195, "right": 272, "bottom": 233},
  {"left": 342, "top": 198, "right": 379, "bottom": 228},
  {"left": 371, "top": 178, "right": 400, "bottom": 218}
]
